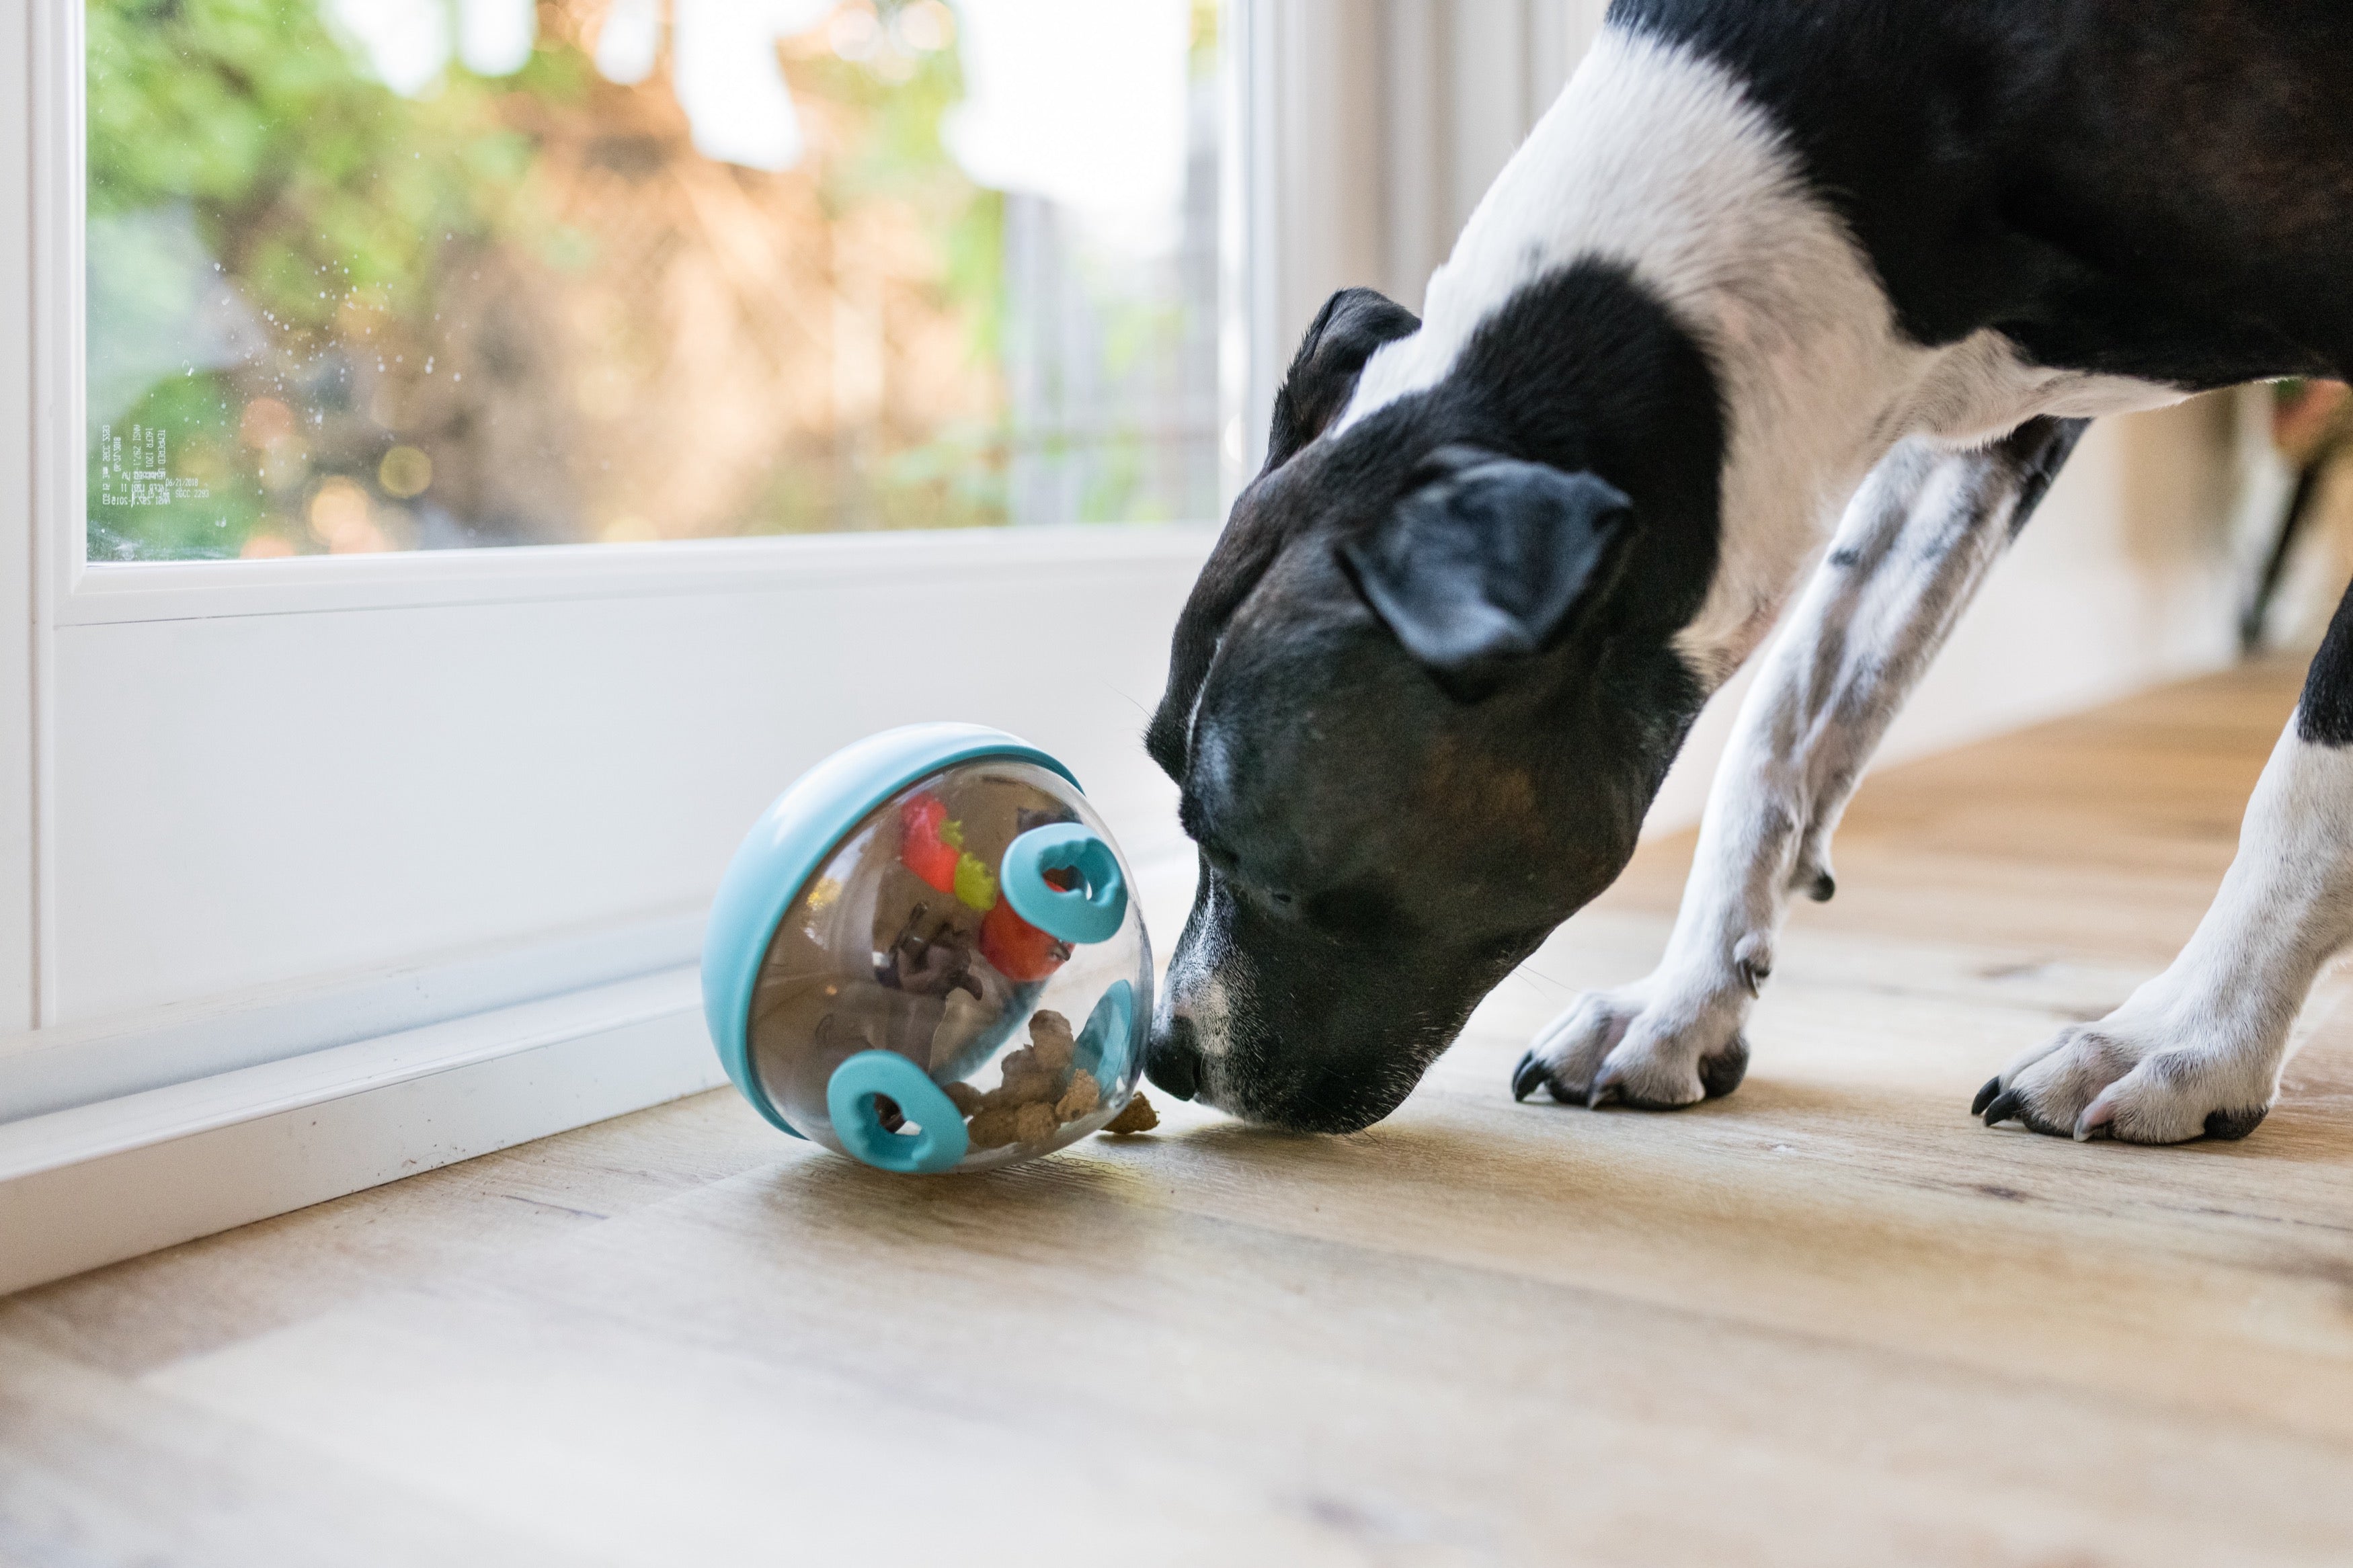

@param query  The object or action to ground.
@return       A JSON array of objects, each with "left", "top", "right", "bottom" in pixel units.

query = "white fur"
[
  {"left": 1527, "top": 436, "right": 2052, "bottom": 1106},
  {"left": 1337, "top": 28, "right": 2184, "bottom": 688},
  {"left": 1987, "top": 723, "right": 2353, "bottom": 1141},
  {"left": 1155, "top": 872, "right": 1236, "bottom": 1087}
]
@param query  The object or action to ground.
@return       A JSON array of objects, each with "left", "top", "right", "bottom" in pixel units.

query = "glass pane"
[{"left": 85, "top": 0, "right": 1224, "bottom": 561}]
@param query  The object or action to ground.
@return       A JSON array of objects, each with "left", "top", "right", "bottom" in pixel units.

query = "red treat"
[
  {"left": 980, "top": 898, "right": 1071, "bottom": 982},
  {"left": 898, "top": 795, "right": 959, "bottom": 893}
]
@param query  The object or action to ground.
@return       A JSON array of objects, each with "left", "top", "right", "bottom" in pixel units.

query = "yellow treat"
[
  {"left": 1013, "top": 1102, "right": 1058, "bottom": 1145},
  {"left": 941, "top": 1080, "right": 984, "bottom": 1118},
  {"left": 1054, "top": 1069, "right": 1101, "bottom": 1122},
  {"left": 1100, "top": 1093, "right": 1158, "bottom": 1135},
  {"left": 967, "top": 1107, "right": 1019, "bottom": 1149}
]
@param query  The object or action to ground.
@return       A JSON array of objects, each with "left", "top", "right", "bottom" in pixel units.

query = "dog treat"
[
  {"left": 994, "top": 1046, "right": 1060, "bottom": 1106},
  {"left": 1029, "top": 1010, "right": 1076, "bottom": 1075},
  {"left": 1054, "top": 1068, "right": 1101, "bottom": 1122},
  {"left": 1100, "top": 1092, "right": 1158, "bottom": 1135},
  {"left": 898, "top": 794, "right": 999, "bottom": 913},
  {"left": 946, "top": 1008, "right": 1134, "bottom": 1153},
  {"left": 967, "top": 1106, "right": 1020, "bottom": 1149}
]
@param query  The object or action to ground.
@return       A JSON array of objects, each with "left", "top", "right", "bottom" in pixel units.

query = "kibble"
[
  {"left": 1029, "top": 1011, "right": 1076, "bottom": 1075},
  {"left": 948, "top": 1009, "right": 1136, "bottom": 1155},
  {"left": 967, "top": 1106, "right": 1020, "bottom": 1149},
  {"left": 996, "top": 1046, "right": 1060, "bottom": 1106},
  {"left": 1099, "top": 1093, "right": 1158, "bottom": 1135},
  {"left": 1054, "top": 1068, "right": 1101, "bottom": 1122}
]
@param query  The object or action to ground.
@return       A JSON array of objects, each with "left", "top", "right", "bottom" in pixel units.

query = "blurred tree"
[
  {"left": 80, "top": 0, "right": 1203, "bottom": 560},
  {"left": 89, "top": 0, "right": 565, "bottom": 326}
]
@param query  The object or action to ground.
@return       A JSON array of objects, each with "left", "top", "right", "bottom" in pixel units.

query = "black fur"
[
  {"left": 1144, "top": 264, "right": 1723, "bottom": 1132},
  {"left": 2003, "top": 417, "right": 2090, "bottom": 538},
  {"left": 1612, "top": 0, "right": 2353, "bottom": 387},
  {"left": 1267, "top": 288, "right": 1426, "bottom": 470},
  {"left": 2296, "top": 578, "right": 2353, "bottom": 747},
  {"left": 1337, "top": 452, "right": 1634, "bottom": 696},
  {"left": 1151, "top": 262, "right": 1724, "bottom": 786},
  {"left": 1144, "top": 288, "right": 1421, "bottom": 782}
]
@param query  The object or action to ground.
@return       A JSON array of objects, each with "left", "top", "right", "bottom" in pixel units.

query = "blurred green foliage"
[
  {"left": 86, "top": 0, "right": 572, "bottom": 556},
  {"left": 88, "top": 0, "right": 566, "bottom": 327},
  {"left": 83, "top": 0, "right": 1208, "bottom": 556}
]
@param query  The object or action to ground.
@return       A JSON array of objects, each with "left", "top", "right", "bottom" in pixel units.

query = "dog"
[{"left": 1140, "top": 0, "right": 2353, "bottom": 1144}]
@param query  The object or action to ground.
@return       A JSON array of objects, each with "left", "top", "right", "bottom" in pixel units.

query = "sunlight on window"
[{"left": 84, "top": 0, "right": 1223, "bottom": 560}]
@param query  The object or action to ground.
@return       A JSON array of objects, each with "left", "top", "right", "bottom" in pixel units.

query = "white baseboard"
[
  {"left": 0, "top": 911, "right": 707, "bottom": 1126},
  {"left": 0, "top": 967, "right": 719, "bottom": 1296}
]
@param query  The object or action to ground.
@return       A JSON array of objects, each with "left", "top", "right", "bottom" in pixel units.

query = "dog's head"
[{"left": 1144, "top": 267, "right": 1726, "bottom": 1132}]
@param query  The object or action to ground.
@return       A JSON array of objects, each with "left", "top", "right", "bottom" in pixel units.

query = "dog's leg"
[
  {"left": 1515, "top": 417, "right": 2089, "bottom": 1109},
  {"left": 1977, "top": 593, "right": 2353, "bottom": 1142}
]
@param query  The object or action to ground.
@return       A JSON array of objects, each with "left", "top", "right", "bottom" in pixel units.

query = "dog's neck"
[{"left": 1339, "top": 27, "right": 1936, "bottom": 690}]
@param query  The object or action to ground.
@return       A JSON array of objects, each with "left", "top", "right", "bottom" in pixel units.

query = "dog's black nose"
[{"left": 1146, "top": 1012, "right": 1203, "bottom": 1101}]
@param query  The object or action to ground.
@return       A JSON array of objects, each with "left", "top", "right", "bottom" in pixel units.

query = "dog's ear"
[
  {"left": 1337, "top": 448, "right": 1634, "bottom": 698},
  {"left": 1265, "top": 288, "right": 1420, "bottom": 471}
]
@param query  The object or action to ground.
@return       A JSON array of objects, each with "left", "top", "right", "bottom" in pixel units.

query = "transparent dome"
[{"left": 731, "top": 752, "right": 1152, "bottom": 1173}]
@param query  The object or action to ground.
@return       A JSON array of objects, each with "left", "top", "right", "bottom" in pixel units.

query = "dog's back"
[{"left": 1619, "top": 0, "right": 2353, "bottom": 388}]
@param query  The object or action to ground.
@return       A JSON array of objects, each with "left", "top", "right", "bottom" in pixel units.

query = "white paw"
[
  {"left": 1512, "top": 961, "right": 1757, "bottom": 1111},
  {"left": 1974, "top": 1010, "right": 2281, "bottom": 1145}
]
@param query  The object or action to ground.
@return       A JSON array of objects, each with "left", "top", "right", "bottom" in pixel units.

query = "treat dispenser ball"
[{"left": 702, "top": 725, "right": 1152, "bottom": 1173}]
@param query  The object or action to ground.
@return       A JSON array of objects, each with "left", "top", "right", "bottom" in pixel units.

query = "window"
[
  {"left": 8, "top": 0, "right": 1242, "bottom": 1077},
  {"left": 86, "top": 0, "right": 1224, "bottom": 559},
  {"left": 2, "top": 0, "right": 1285, "bottom": 1292}
]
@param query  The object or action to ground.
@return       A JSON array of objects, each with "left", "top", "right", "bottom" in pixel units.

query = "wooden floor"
[{"left": 8, "top": 662, "right": 2353, "bottom": 1567}]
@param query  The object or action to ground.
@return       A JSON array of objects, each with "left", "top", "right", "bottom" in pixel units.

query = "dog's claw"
[
  {"left": 1511, "top": 1050, "right": 1548, "bottom": 1103},
  {"left": 1970, "top": 1075, "right": 2003, "bottom": 1117},
  {"left": 1731, "top": 934, "right": 1771, "bottom": 999},
  {"left": 1980, "top": 1087, "right": 2025, "bottom": 1128}
]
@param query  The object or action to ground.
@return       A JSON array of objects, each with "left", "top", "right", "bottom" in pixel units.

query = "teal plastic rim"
[
  {"left": 1001, "top": 823, "right": 1127, "bottom": 945},
  {"left": 699, "top": 723, "right": 1081, "bottom": 1141},
  {"left": 826, "top": 1050, "right": 971, "bottom": 1173}
]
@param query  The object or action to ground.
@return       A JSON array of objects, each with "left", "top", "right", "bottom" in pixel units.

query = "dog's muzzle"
[{"left": 1146, "top": 1011, "right": 1203, "bottom": 1101}]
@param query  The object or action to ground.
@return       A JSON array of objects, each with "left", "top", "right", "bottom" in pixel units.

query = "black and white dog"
[{"left": 1142, "top": 0, "right": 2353, "bottom": 1145}]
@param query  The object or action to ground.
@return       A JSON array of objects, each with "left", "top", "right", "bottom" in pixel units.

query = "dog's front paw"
[
  {"left": 1973, "top": 1013, "right": 2281, "bottom": 1145},
  {"left": 1513, "top": 974, "right": 1751, "bottom": 1112}
]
